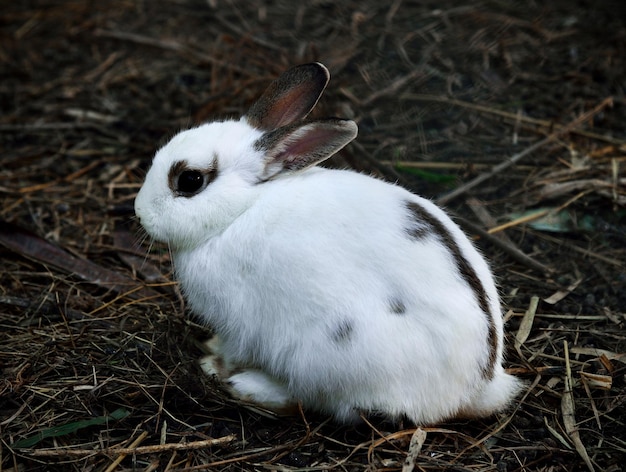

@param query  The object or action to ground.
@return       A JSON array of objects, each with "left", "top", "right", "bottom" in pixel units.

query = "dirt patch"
[{"left": 1, "top": 1, "right": 625, "bottom": 470}]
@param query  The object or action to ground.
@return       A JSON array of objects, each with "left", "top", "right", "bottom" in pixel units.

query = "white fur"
[{"left": 135, "top": 68, "right": 522, "bottom": 424}]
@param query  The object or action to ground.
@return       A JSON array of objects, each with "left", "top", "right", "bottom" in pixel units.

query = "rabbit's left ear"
[
  {"left": 256, "top": 118, "right": 357, "bottom": 181},
  {"left": 246, "top": 63, "right": 330, "bottom": 131}
]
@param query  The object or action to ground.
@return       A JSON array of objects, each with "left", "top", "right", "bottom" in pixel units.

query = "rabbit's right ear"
[
  {"left": 246, "top": 63, "right": 330, "bottom": 131},
  {"left": 257, "top": 118, "right": 358, "bottom": 181}
]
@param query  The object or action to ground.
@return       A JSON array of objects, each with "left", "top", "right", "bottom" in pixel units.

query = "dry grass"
[{"left": 1, "top": 1, "right": 625, "bottom": 471}]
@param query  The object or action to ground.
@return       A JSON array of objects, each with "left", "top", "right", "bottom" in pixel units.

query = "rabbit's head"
[{"left": 134, "top": 63, "right": 357, "bottom": 250}]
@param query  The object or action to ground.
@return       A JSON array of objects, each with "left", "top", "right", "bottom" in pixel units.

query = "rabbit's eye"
[
  {"left": 168, "top": 159, "right": 217, "bottom": 197},
  {"left": 177, "top": 170, "right": 206, "bottom": 196}
]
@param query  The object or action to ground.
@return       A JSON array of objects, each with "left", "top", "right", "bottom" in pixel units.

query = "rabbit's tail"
[{"left": 457, "top": 369, "right": 524, "bottom": 419}]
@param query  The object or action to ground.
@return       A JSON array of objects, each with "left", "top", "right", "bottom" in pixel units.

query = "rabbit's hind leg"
[{"left": 199, "top": 335, "right": 298, "bottom": 415}]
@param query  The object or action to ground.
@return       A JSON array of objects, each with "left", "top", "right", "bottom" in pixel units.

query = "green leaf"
[
  {"left": 11, "top": 408, "right": 130, "bottom": 449},
  {"left": 508, "top": 208, "right": 596, "bottom": 233}
]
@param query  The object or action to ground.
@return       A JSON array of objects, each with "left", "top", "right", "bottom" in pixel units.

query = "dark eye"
[
  {"left": 177, "top": 170, "right": 205, "bottom": 196},
  {"left": 168, "top": 159, "right": 218, "bottom": 197}
]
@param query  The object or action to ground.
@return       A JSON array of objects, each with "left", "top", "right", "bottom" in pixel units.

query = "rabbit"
[{"left": 134, "top": 62, "right": 522, "bottom": 424}]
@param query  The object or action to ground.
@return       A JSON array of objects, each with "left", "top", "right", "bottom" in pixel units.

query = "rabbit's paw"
[
  {"left": 226, "top": 370, "right": 295, "bottom": 412},
  {"left": 199, "top": 335, "right": 228, "bottom": 378},
  {"left": 199, "top": 353, "right": 224, "bottom": 377}
]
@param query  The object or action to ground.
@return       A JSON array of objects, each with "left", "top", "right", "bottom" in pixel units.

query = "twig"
[
  {"left": 103, "top": 431, "right": 149, "bottom": 472},
  {"left": 404, "top": 93, "right": 625, "bottom": 146},
  {"left": 436, "top": 96, "right": 614, "bottom": 205},
  {"left": 380, "top": 160, "right": 536, "bottom": 171},
  {"left": 0, "top": 122, "right": 97, "bottom": 131},
  {"left": 360, "top": 69, "right": 426, "bottom": 107},
  {"left": 176, "top": 444, "right": 294, "bottom": 471},
  {"left": 464, "top": 197, "right": 551, "bottom": 273},
  {"left": 536, "top": 233, "right": 624, "bottom": 268},
  {"left": 455, "top": 216, "right": 552, "bottom": 274},
  {"left": 27, "top": 435, "right": 236, "bottom": 458},
  {"left": 94, "top": 29, "right": 248, "bottom": 74},
  {"left": 213, "top": 14, "right": 283, "bottom": 51},
  {"left": 454, "top": 374, "right": 541, "bottom": 458},
  {"left": 350, "top": 140, "right": 406, "bottom": 183}
]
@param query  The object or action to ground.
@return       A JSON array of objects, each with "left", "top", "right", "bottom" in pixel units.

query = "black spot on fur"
[
  {"left": 404, "top": 217, "right": 430, "bottom": 241},
  {"left": 404, "top": 200, "right": 498, "bottom": 380},
  {"left": 331, "top": 320, "right": 354, "bottom": 344},
  {"left": 389, "top": 298, "right": 406, "bottom": 315}
]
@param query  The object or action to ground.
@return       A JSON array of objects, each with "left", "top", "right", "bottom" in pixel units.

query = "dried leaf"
[
  {"left": 0, "top": 220, "right": 159, "bottom": 300},
  {"left": 538, "top": 179, "right": 614, "bottom": 201},
  {"left": 515, "top": 296, "right": 539, "bottom": 354},
  {"left": 562, "top": 341, "right": 596, "bottom": 472},
  {"left": 507, "top": 208, "right": 596, "bottom": 233},
  {"left": 543, "top": 416, "right": 572, "bottom": 449},
  {"left": 602, "top": 307, "right": 624, "bottom": 324},
  {"left": 402, "top": 428, "right": 427, "bottom": 472},
  {"left": 113, "top": 228, "right": 170, "bottom": 284},
  {"left": 580, "top": 371, "right": 612, "bottom": 390},
  {"left": 544, "top": 277, "right": 583, "bottom": 304},
  {"left": 569, "top": 347, "right": 626, "bottom": 365},
  {"left": 598, "top": 354, "right": 616, "bottom": 373}
]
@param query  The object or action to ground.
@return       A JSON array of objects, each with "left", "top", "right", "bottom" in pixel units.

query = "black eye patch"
[{"left": 168, "top": 158, "right": 218, "bottom": 198}]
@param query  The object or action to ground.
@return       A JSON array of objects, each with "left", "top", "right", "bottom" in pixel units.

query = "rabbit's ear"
[
  {"left": 246, "top": 63, "right": 330, "bottom": 131},
  {"left": 256, "top": 119, "right": 357, "bottom": 181}
]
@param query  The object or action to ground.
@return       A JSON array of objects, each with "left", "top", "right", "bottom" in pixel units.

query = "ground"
[{"left": 1, "top": 1, "right": 625, "bottom": 471}]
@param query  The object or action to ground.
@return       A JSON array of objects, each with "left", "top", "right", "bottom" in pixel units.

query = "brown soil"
[{"left": 1, "top": 1, "right": 625, "bottom": 471}]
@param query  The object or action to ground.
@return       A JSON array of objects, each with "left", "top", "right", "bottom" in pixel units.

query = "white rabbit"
[{"left": 134, "top": 63, "right": 522, "bottom": 424}]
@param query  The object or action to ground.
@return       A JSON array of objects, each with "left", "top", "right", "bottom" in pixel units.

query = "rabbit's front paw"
[{"left": 199, "top": 335, "right": 228, "bottom": 378}]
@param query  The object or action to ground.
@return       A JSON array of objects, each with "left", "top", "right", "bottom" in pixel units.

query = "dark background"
[{"left": 1, "top": 1, "right": 625, "bottom": 470}]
